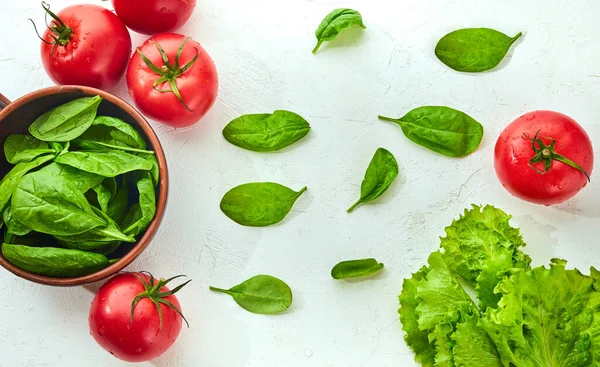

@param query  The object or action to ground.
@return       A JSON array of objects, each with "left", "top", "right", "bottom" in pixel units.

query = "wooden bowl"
[{"left": 0, "top": 86, "right": 168, "bottom": 286}]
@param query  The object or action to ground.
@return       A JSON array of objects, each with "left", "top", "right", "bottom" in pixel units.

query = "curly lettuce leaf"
[
  {"left": 452, "top": 314, "right": 503, "bottom": 367},
  {"left": 440, "top": 204, "right": 531, "bottom": 310},
  {"left": 479, "top": 259, "right": 600, "bottom": 367},
  {"left": 430, "top": 321, "right": 455, "bottom": 367}
]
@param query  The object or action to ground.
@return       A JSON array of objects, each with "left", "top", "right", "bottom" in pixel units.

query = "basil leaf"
[
  {"left": 331, "top": 258, "right": 384, "bottom": 279},
  {"left": 379, "top": 106, "right": 484, "bottom": 157},
  {"left": 55, "top": 150, "right": 153, "bottom": 177},
  {"left": 106, "top": 177, "right": 129, "bottom": 224},
  {"left": 83, "top": 116, "right": 147, "bottom": 149},
  {"left": 3, "top": 134, "right": 55, "bottom": 164},
  {"left": 121, "top": 173, "right": 156, "bottom": 237},
  {"left": 0, "top": 154, "right": 55, "bottom": 211},
  {"left": 435, "top": 28, "right": 522, "bottom": 72},
  {"left": 92, "top": 178, "right": 117, "bottom": 212},
  {"left": 220, "top": 183, "right": 307, "bottom": 227},
  {"left": 1, "top": 243, "right": 110, "bottom": 278},
  {"left": 3, "top": 206, "right": 31, "bottom": 237},
  {"left": 28, "top": 96, "right": 102, "bottom": 142},
  {"left": 12, "top": 171, "right": 106, "bottom": 236},
  {"left": 313, "top": 8, "right": 366, "bottom": 53},
  {"left": 55, "top": 206, "right": 134, "bottom": 244},
  {"left": 210, "top": 275, "right": 293, "bottom": 314},
  {"left": 223, "top": 111, "right": 311, "bottom": 152},
  {"left": 348, "top": 148, "right": 399, "bottom": 213},
  {"left": 38, "top": 162, "right": 104, "bottom": 193}
]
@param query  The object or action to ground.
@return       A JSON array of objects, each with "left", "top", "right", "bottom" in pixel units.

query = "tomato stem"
[
  {"left": 136, "top": 38, "right": 200, "bottom": 112},
  {"left": 30, "top": 2, "right": 73, "bottom": 53},
  {"left": 130, "top": 272, "right": 191, "bottom": 330},
  {"left": 523, "top": 131, "right": 591, "bottom": 182}
]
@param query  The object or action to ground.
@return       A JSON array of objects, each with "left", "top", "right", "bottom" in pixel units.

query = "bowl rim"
[{"left": 0, "top": 85, "right": 169, "bottom": 286}]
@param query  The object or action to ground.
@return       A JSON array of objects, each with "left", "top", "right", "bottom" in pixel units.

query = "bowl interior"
[{"left": 0, "top": 87, "right": 168, "bottom": 286}]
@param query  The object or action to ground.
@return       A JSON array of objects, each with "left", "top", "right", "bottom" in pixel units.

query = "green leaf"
[
  {"left": 313, "top": 8, "right": 366, "bottom": 53},
  {"left": 28, "top": 96, "right": 102, "bottom": 142},
  {"left": 38, "top": 162, "right": 104, "bottom": 193},
  {"left": 121, "top": 173, "right": 156, "bottom": 237},
  {"left": 3, "top": 134, "right": 55, "bottom": 164},
  {"left": 435, "top": 28, "right": 522, "bottom": 72},
  {"left": 55, "top": 206, "right": 134, "bottom": 244},
  {"left": 331, "top": 258, "right": 384, "bottom": 279},
  {"left": 220, "top": 183, "right": 307, "bottom": 227},
  {"left": 379, "top": 106, "right": 484, "bottom": 157},
  {"left": 60, "top": 239, "right": 120, "bottom": 256},
  {"left": 439, "top": 204, "right": 531, "bottom": 310},
  {"left": 347, "top": 147, "right": 399, "bottom": 212},
  {"left": 430, "top": 321, "right": 455, "bottom": 367},
  {"left": 3, "top": 206, "right": 31, "bottom": 237},
  {"left": 210, "top": 275, "right": 293, "bottom": 314},
  {"left": 1, "top": 243, "right": 110, "bottom": 277},
  {"left": 11, "top": 171, "right": 106, "bottom": 236},
  {"left": 92, "top": 177, "right": 117, "bottom": 212},
  {"left": 0, "top": 154, "right": 55, "bottom": 211},
  {"left": 83, "top": 116, "right": 147, "bottom": 149},
  {"left": 72, "top": 138, "right": 154, "bottom": 155},
  {"left": 223, "top": 110, "right": 311, "bottom": 152},
  {"left": 55, "top": 150, "right": 153, "bottom": 177},
  {"left": 452, "top": 314, "right": 503, "bottom": 367},
  {"left": 399, "top": 266, "right": 436, "bottom": 367},
  {"left": 106, "top": 177, "right": 129, "bottom": 224},
  {"left": 479, "top": 260, "right": 600, "bottom": 367}
]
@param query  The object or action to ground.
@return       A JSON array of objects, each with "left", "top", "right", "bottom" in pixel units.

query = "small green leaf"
[
  {"left": 3, "top": 134, "right": 55, "bottom": 164},
  {"left": 106, "top": 177, "right": 129, "bottom": 224},
  {"left": 220, "top": 183, "right": 307, "bottom": 227},
  {"left": 313, "top": 8, "right": 366, "bottom": 53},
  {"left": 210, "top": 275, "right": 292, "bottom": 314},
  {"left": 28, "top": 96, "right": 102, "bottom": 142},
  {"left": 435, "top": 28, "right": 522, "bottom": 72},
  {"left": 379, "top": 106, "right": 484, "bottom": 157},
  {"left": 1, "top": 243, "right": 110, "bottom": 278},
  {"left": 223, "top": 110, "right": 311, "bottom": 152},
  {"left": 121, "top": 173, "right": 156, "bottom": 237},
  {"left": 348, "top": 148, "right": 399, "bottom": 212},
  {"left": 331, "top": 258, "right": 384, "bottom": 279},
  {"left": 55, "top": 150, "right": 153, "bottom": 177},
  {"left": 92, "top": 178, "right": 117, "bottom": 213},
  {"left": 83, "top": 116, "right": 147, "bottom": 149}
]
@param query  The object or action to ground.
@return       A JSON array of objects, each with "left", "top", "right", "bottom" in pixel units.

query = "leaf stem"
[
  {"left": 377, "top": 115, "right": 399, "bottom": 123},
  {"left": 209, "top": 286, "right": 232, "bottom": 294},
  {"left": 347, "top": 200, "right": 361, "bottom": 213},
  {"left": 312, "top": 41, "right": 323, "bottom": 54}
]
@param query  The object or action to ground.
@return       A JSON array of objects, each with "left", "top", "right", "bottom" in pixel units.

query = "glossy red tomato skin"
[
  {"left": 40, "top": 5, "right": 131, "bottom": 90},
  {"left": 89, "top": 273, "right": 183, "bottom": 362},
  {"left": 127, "top": 33, "right": 218, "bottom": 128},
  {"left": 494, "top": 110, "right": 593, "bottom": 205},
  {"left": 111, "top": 0, "right": 196, "bottom": 35}
]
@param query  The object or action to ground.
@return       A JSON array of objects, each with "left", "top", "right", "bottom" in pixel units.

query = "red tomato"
[
  {"left": 111, "top": 0, "right": 196, "bottom": 35},
  {"left": 494, "top": 110, "right": 593, "bottom": 205},
  {"left": 38, "top": 3, "right": 131, "bottom": 90},
  {"left": 127, "top": 33, "right": 218, "bottom": 128},
  {"left": 89, "top": 272, "right": 190, "bottom": 362}
]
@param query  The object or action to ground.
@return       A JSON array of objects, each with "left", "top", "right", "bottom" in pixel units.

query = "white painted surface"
[{"left": 1, "top": 0, "right": 599, "bottom": 366}]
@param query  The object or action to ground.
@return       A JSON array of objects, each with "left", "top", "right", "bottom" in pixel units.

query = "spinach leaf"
[
  {"left": 143, "top": 154, "right": 160, "bottom": 185},
  {"left": 28, "top": 96, "right": 102, "bottom": 142},
  {"left": 220, "top": 183, "right": 307, "bottom": 227},
  {"left": 121, "top": 173, "right": 156, "bottom": 237},
  {"left": 83, "top": 116, "right": 147, "bottom": 149},
  {"left": 3, "top": 134, "right": 55, "bottom": 164},
  {"left": 0, "top": 154, "right": 55, "bottom": 211},
  {"left": 348, "top": 148, "right": 399, "bottom": 212},
  {"left": 72, "top": 138, "right": 155, "bottom": 155},
  {"left": 106, "top": 178, "right": 129, "bottom": 224},
  {"left": 210, "top": 275, "right": 293, "bottom": 314},
  {"left": 11, "top": 171, "right": 106, "bottom": 236},
  {"left": 379, "top": 106, "right": 484, "bottom": 157},
  {"left": 60, "top": 239, "right": 120, "bottom": 256},
  {"left": 55, "top": 206, "right": 134, "bottom": 244},
  {"left": 38, "top": 162, "right": 104, "bottom": 193},
  {"left": 1, "top": 243, "right": 110, "bottom": 277},
  {"left": 222, "top": 111, "right": 311, "bottom": 152},
  {"left": 331, "top": 258, "right": 384, "bottom": 279},
  {"left": 92, "top": 178, "right": 117, "bottom": 212},
  {"left": 55, "top": 150, "right": 153, "bottom": 177},
  {"left": 3, "top": 206, "right": 31, "bottom": 237},
  {"left": 435, "top": 28, "right": 522, "bottom": 72},
  {"left": 313, "top": 8, "right": 366, "bottom": 53}
]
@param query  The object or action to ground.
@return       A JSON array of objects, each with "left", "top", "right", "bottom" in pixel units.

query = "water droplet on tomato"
[
  {"left": 99, "top": 327, "right": 106, "bottom": 336},
  {"left": 159, "top": 7, "right": 167, "bottom": 13},
  {"left": 126, "top": 325, "right": 131, "bottom": 331},
  {"left": 136, "top": 348, "right": 142, "bottom": 353}
]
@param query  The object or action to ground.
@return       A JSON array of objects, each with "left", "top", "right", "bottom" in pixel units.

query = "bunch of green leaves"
[
  {"left": 399, "top": 204, "right": 600, "bottom": 366},
  {"left": 0, "top": 96, "right": 159, "bottom": 278}
]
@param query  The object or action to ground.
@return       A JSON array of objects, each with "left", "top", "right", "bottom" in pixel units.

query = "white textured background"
[{"left": 1, "top": 0, "right": 600, "bottom": 366}]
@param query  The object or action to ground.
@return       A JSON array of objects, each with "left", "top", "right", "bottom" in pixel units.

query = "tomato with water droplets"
[
  {"left": 494, "top": 110, "right": 593, "bottom": 205},
  {"left": 89, "top": 272, "right": 190, "bottom": 362},
  {"left": 35, "top": 3, "right": 131, "bottom": 90},
  {"left": 111, "top": 0, "right": 196, "bottom": 35}
]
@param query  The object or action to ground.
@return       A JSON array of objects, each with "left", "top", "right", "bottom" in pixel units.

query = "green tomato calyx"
[{"left": 30, "top": 2, "right": 73, "bottom": 53}]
